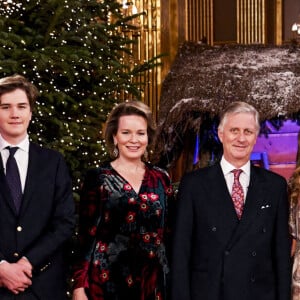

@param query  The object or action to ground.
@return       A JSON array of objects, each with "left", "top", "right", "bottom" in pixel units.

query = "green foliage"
[{"left": 0, "top": 0, "right": 157, "bottom": 188}]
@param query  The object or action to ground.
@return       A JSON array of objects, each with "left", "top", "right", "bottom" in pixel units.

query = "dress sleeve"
[
  {"left": 290, "top": 200, "right": 299, "bottom": 240},
  {"left": 158, "top": 168, "right": 176, "bottom": 263},
  {"left": 72, "top": 168, "right": 104, "bottom": 289}
]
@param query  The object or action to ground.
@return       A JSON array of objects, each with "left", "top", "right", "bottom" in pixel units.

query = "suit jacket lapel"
[
  {"left": 0, "top": 152, "right": 19, "bottom": 214},
  {"left": 226, "top": 165, "right": 266, "bottom": 248},
  {"left": 208, "top": 164, "right": 240, "bottom": 242},
  {"left": 242, "top": 166, "right": 265, "bottom": 220},
  {"left": 19, "top": 143, "right": 39, "bottom": 215}
]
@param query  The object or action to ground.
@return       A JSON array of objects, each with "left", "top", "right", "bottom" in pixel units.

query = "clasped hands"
[{"left": 0, "top": 257, "right": 32, "bottom": 295}]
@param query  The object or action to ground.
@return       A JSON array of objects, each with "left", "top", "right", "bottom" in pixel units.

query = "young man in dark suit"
[
  {"left": 0, "top": 75, "right": 75, "bottom": 299},
  {"left": 171, "top": 101, "right": 291, "bottom": 300}
]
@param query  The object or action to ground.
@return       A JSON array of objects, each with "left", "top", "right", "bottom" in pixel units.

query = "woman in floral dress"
[{"left": 72, "top": 101, "right": 174, "bottom": 300}]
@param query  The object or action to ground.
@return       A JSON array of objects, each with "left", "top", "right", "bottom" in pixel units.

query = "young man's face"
[{"left": 0, "top": 88, "right": 32, "bottom": 144}]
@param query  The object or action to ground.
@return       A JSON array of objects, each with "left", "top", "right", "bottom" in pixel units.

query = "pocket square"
[{"left": 261, "top": 204, "right": 271, "bottom": 209}]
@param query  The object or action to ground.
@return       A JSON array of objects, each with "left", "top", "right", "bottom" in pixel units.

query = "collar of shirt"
[
  {"left": 220, "top": 156, "right": 251, "bottom": 200},
  {"left": 0, "top": 135, "right": 29, "bottom": 192},
  {"left": 0, "top": 135, "right": 30, "bottom": 153},
  {"left": 220, "top": 156, "right": 251, "bottom": 177}
]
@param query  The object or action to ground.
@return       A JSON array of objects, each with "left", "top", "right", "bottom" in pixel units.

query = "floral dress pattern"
[
  {"left": 290, "top": 199, "right": 300, "bottom": 300},
  {"left": 72, "top": 162, "right": 174, "bottom": 300}
]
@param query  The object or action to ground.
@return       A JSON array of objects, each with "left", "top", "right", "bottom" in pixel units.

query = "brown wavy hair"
[
  {"left": 0, "top": 74, "right": 38, "bottom": 110},
  {"left": 289, "top": 167, "right": 300, "bottom": 207},
  {"left": 104, "top": 100, "right": 156, "bottom": 159}
]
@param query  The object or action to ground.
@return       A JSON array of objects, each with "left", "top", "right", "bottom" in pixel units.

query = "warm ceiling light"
[{"left": 292, "top": 23, "right": 298, "bottom": 32}]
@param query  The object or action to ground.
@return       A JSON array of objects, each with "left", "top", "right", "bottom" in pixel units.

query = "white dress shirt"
[
  {"left": 220, "top": 156, "right": 251, "bottom": 203},
  {"left": 0, "top": 135, "right": 29, "bottom": 192}
]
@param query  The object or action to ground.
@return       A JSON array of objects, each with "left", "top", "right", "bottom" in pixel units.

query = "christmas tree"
[{"left": 0, "top": 0, "right": 157, "bottom": 192}]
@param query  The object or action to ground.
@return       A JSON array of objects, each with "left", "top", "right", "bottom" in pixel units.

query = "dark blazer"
[
  {"left": 171, "top": 163, "right": 291, "bottom": 300},
  {"left": 0, "top": 143, "right": 75, "bottom": 300}
]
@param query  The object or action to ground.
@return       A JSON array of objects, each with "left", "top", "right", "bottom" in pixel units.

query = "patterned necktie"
[
  {"left": 231, "top": 169, "right": 244, "bottom": 220},
  {"left": 6, "top": 147, "right": 22, "bottom": 212}
]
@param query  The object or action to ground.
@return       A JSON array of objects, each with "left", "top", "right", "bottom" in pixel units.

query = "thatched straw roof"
[{"left": 154, "top": 42, "right": 300, "bottom": 169}]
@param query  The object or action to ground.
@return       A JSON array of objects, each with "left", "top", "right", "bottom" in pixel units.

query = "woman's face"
[{"left": 113, "top": 115, "right": 148, "bottom": 161}]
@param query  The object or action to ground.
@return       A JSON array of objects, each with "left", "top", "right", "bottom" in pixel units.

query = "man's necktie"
[
  {"left": 6, "top": 147, "right": 22, "bottom": 212},
  {"left": 231, "top": 169, "right": 244, "bottom": 220}
]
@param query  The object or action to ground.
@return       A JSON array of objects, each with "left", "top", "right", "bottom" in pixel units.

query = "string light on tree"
[{"left": 0, "top": 0, "right": 159, "bottom": 197}]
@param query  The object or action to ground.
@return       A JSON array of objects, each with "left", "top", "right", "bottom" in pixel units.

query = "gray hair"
[{"left": 218, "top": 101, "right": 260, "bottom": 133}]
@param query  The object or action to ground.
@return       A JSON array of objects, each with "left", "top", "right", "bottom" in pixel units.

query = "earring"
[{"left": 113, "top": 145, "right": 119, "bottom": 157}]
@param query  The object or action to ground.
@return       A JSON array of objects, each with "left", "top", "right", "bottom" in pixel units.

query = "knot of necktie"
[
  {"left": 7, "top": 146, "right": 18, "bottom": 156},
  {"left": 232, "top": 168, "right": 242, "bottom": 179}
]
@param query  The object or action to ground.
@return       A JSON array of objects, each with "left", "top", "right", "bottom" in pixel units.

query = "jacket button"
[
  {"left": 211, "top": 227, "right": 217, "bottom": 232},
  {"left": 16, "top": 226, "right": 22, "bottom": 232},
  {"left": 225, "top": 250, "right": 230, "bottom": 256},
  {"left": 251, "top": 251, "right": 257, "bottom": 256},
  {"left": 13, "top": 253, "right": 19, "bottom": 257}
]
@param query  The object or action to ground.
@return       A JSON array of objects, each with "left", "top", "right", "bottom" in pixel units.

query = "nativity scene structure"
[{"left": 154, "top": 42, "right": 300, "bottom": 181}]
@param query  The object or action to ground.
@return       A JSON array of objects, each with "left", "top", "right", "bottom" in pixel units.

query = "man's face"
[
  {"left": 218, "top": 112, "right": 258, "bottom": 168},
  {"left": 0, "top": 88, "right": 32, "bottom": 144}
]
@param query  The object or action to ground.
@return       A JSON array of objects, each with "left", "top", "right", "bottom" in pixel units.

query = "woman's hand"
[{"left": 72, "top": 287, "right": 88, "bottom": 300}]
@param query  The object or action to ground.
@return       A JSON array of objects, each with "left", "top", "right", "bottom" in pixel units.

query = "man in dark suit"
[
  {"left": 171, "top": 101, "right": 291, "bottom": 300},
  {"left": 0, "top": 74, "right": 75, "bottom": 299}
]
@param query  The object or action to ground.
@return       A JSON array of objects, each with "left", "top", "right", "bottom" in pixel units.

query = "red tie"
[{"left": 231, "top": 169, "right": 244, "bottom": 220}]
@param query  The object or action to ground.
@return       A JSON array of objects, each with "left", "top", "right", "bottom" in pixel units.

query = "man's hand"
[
  {"left": 17, "top": 257, "right": 33, "bottom": 279},
  {"left": 0, "top": 260, "right": 32, "bottom": 294}
]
